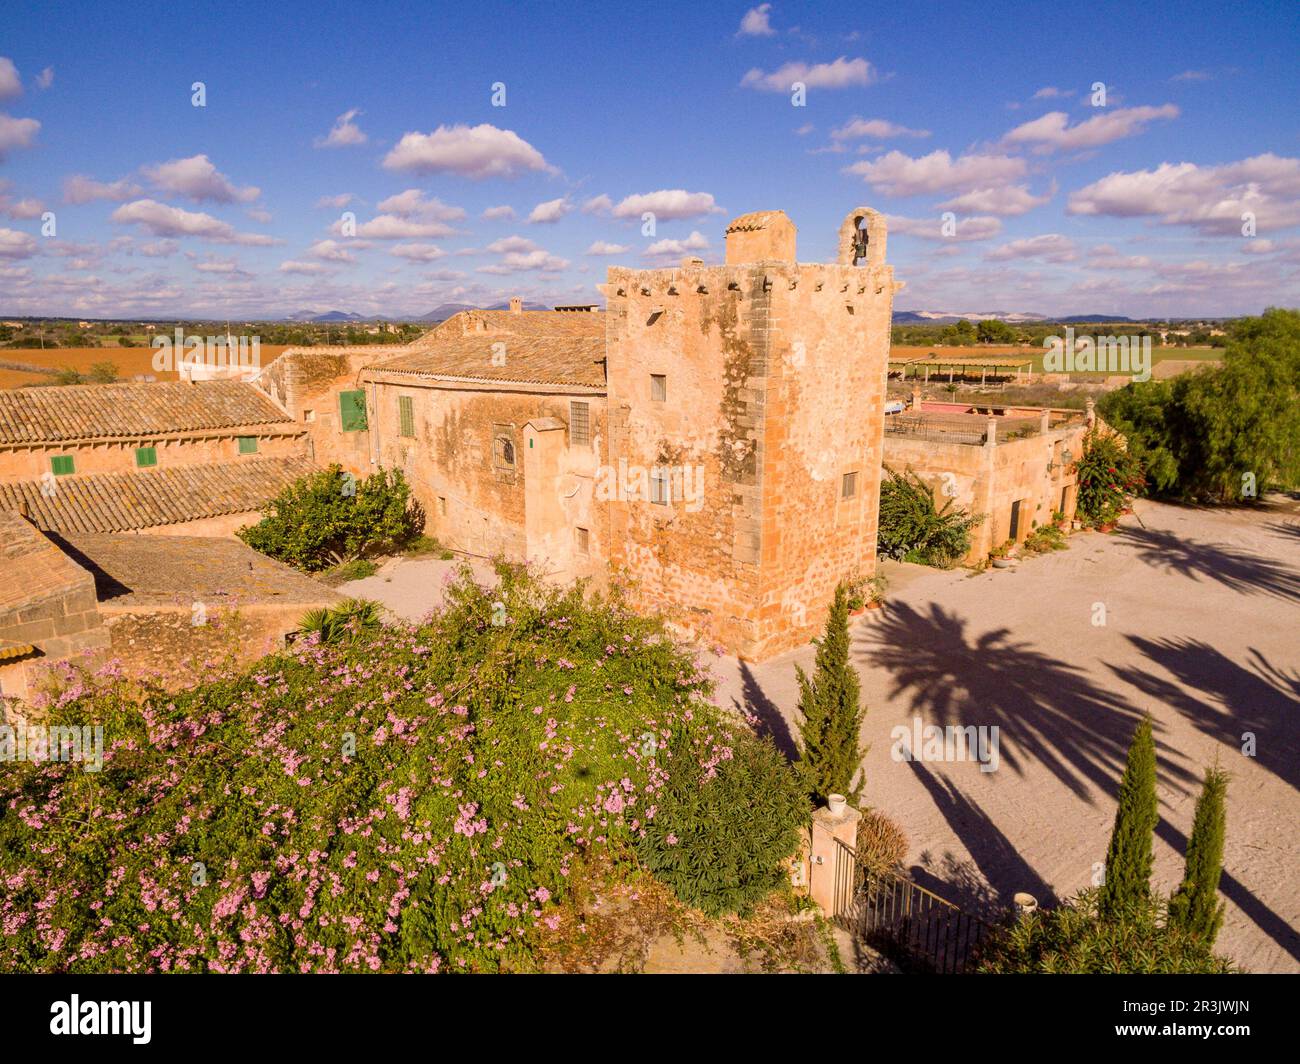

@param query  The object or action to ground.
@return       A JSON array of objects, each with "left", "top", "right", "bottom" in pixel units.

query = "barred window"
[
  {"left": 842, "top": 471, "right": 858, "bottom": 499},
  {"left": 570, "top": 401, "right": 590, "bottom": 446},
  {"left": 650, "top": 374, "right": 667, "bottom": 402},
  {"left": 494, "top": 428, "right": 516, "bottom": 468}
]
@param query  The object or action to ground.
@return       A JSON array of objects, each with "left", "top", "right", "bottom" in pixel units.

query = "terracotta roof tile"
[
  {"left": 0, "top": 456, "right": 316, "bottom": 534},
  {"left": 368, "top": 334, "right": 606, "bottom": 389},
  {"left": 0, "top": 380, "right": 293, "bottom": 445}
]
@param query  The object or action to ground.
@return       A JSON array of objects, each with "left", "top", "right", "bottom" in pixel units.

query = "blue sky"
[{"left": 1, "top": 0, "right": 1297, "bottom": 319}]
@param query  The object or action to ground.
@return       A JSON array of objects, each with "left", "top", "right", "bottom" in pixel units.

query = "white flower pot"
[
  {"left": 1013, "top": 892, "right": 1038, "bottom": 915},
  {"left": 826, "top": 794, "right": 847, "bottom": 816}
]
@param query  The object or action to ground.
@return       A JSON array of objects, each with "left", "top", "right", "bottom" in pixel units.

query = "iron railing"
[{"left": 832, "top": 838, "right": 992, "bottom": 973}]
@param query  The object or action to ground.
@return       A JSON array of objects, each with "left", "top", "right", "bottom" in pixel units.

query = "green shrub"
[
  {"left": 238, "top": 465, "right": 421, "bottom": 572},
  {"left": 1168, "top": 765, "right": 1228, "bottom": 945},
  {"left": 636, "top": 732, "right": 806, "bottom": 917},
  {"left": 1074, "top": 428, "right": 1144, "bottom": 528},
  {"left": 877, "top": 466, "right": 983, "bottom": 568},
  {"left": 1099, "top": 715, "right": 1158, "bottom": 921},
  {"left": 974, "top": 889, "right": 1237, "bottom": 974},
  {"left": 856, "top": 808, "right": 908, "bottom": 876},
  {"left": 320, "top": 558, "right": 378, "bottom": 585},
  {"left": 1022, "top": 524, "right": 1066, "bottom": 554},
  {"left": 295, "top": 597, "right": 383, "bottom": 644}
]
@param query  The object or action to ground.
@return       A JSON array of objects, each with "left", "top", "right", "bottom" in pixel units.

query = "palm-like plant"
[{"left": 296, "top": 598, "right": 383, "bottom": 644}]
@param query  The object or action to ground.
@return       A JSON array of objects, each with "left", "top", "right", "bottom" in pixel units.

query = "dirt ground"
[
  {"left": 343, "top": 498, "right": 1299, "bottom": 973},
  {"left": 713, "top": 497, "right": 1300, "bottom": 973},
  {"left": 0, "top": 345, "right": 291, "bottom": 387}
]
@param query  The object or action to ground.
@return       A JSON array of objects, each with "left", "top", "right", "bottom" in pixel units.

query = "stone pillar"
[
  {"left": 807, "top": 802, "right": 862, "bottom": 915},
  {"left": 984, "top": 416, "right": 998, "bottom": 449},
  {"left": 1039, "top": 409, "right": 1051, "bottom": 435},
  {"left": 910, "top": 387, "right": 922, "bottom": 410},
  {"left": 1085, "top": 398, "right": 1096, "bottom": 428}
]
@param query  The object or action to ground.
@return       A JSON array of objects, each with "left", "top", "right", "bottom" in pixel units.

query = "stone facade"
[{"left": 881, "top": 395, "right": 1093, "bottom": 562}]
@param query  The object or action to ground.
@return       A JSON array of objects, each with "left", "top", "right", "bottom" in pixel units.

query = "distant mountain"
[
  {"left": 420, "top": 300, "right": 550, "bottom": 322},
  {"left": 896, "top": 309, "right": 1137, "bottom": 325},
  {"left": 282, "top": 309, "right": 370, "bottom": 322}
]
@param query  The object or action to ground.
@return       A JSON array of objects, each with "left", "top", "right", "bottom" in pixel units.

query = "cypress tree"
[
  {"left": 1099, "top": 714, "right": 1158, "bottom": 921},
  {"left": 1168, "top": 765, "right": 1228, "bottom": 944},
  {"left": 795, "top": 583, "right": 867, "bottom": 805}
]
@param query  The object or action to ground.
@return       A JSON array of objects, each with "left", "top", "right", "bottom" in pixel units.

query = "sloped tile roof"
[
  {"left": 409, "top": 309, "right": 606, "bottom": 347},
  {"left": 0, "top": 381, "right": 294, "bottom": 445},
  {"left": 0, "top": 509, "right": 94, "bottom": 611},
  {"left": 0, "top": 456, "right": 316, "bottom": 534},
  {"left": 369, "top": 333, "right": 607, "bottom": 389}
]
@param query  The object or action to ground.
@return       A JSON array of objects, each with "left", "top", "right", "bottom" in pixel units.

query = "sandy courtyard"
[{"left": 712, "top": 498, "right": 1300, "bottom": 973}]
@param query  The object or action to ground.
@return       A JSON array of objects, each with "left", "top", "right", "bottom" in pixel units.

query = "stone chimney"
[
  {"left": 509, "top": 296, "right": 522, "bottom": 315},
  {"left": 724, "top": 210, "right": 797, "bottom": 265}
]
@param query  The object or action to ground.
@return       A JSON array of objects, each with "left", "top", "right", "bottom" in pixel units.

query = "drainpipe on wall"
[{"left": 369, "top": 381, "right": 380, "bottom": 467}]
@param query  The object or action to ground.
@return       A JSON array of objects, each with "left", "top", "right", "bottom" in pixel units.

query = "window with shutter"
[
  {"left": 570, "top": 401, "right": 590, "bottom": 446},
  {"left": 135, "top": 447, "right": 157, "bottom": 467},
  {"left": 398, "top": 395, "right": 415, "bottom": 437},
  {"left": 339, "top": 390, "right": 368, "bottom": 432},
  {"left": 50, "top": 454, "right": 75, "bottom": 476}
]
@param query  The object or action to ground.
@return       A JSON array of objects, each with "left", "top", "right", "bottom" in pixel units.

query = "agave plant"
[{"left": 296, "top": 598, "right": 383, "bottom": 644}]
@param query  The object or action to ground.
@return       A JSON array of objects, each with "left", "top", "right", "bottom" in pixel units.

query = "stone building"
[
  {"left": 260, "top": 207, "right": 900, "bottom": 659},
  {"left": 881, "top": 392, "right": 1094, "bottom": 562}
]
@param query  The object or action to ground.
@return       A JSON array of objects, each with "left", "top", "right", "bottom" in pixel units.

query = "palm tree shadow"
[
  {"left": 1111, "top": 637, "right": 1300, "bottom": 795},
  {"left": 859, "top": 601, "right": 1196, "bottom": 803},
  {"left": 1115, "top": 525, "right": 1300, "bottom": 602},
  {"left": 907, "top": 758, "right": 1059, "bottom": 918}
]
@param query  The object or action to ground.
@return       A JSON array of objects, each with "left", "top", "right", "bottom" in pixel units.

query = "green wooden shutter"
[
  {"left": 398, "top": 395, "right": 414, "bottom": 437},
  {"left": 238, "top": 436, "right": 258, "bottom": 454},
  {"left": 135, "top": 446, "right": 157, "bottom": 467},
  {"left": 339, "top": 390, "right": 368, "bottom": 432},
  {"left": 50, "top": 454, "right": 75, "bottom": 476}
]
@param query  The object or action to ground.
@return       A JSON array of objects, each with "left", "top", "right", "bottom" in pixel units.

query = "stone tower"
[{"left": 603, "top": 207, "right": 897, "bottom": 659}]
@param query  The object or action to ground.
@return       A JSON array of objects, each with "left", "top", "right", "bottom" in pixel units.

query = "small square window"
[
  {"left": 303, "top": 409, "right": 315, "bottom": 423},
  {"left": 841, "top": 471, "right": 858, "bottom": 499},
  {"left": 50, "top": 454, "right": 75, "bottom": 476},
  {"left": 398, "top": 395, "right": 415, "bottom": 438},
  {"left": 575, "top": 527, "right": 590, "bottom": 554},
  {"left": 650, "top": 374, "right": 667, "bottom": 402},
  {"left": 238, "top": 436, "right": 258, "bottom": 455},
  {"left": 570, "top": 401, "right": 590, "bottom": 446},
  {"left": 134, "top": 446, "right": 157, "bottom": 468},
  {"left": 650, "top": 468, "right": 671, "bottom": 505}
]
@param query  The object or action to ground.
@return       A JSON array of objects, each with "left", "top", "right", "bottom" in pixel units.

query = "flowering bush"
[
  {"left": 0, "top": 563, "right": 797, "bottom": 972},
  {"left": 1074, "top": 428, "right": 1144, "bottom": 528}
]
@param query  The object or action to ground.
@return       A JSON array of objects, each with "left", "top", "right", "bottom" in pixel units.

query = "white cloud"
[
  {"left": 582, "top": 194, "right": 613, "bottom": 215},
  {"left": 0, "top": 194, "right": 43, "bottom": 220},
  {"left": 1171, "top": 70, "right": 1213, "bottom": 82},
  {"left": 846, "top": 150, "right": 1026, "bottom": 196},
  {"left": 315, "top": 108, "right": 367, "bottom": 148},
  {"left": 741, "top": 57, "right": 876, "bottom": 92},
  {"left": 245, "top": 207, "right": 272, "bottom": 224},
  {"left": 308, "top": 239, "right": 357, "bottom": 262},
  {"left": 391, "top": 243, "right": 447, "bottom": 262},
  {"left": 586, "top": 240, "right": 630, "bottom": 255},
  {"left": 887, "top": 214, "right": 1002, "bottom": 242},
  {"left": 279, "top": 261, "right": 331, "bottom": 275},
  {"left": 603, "top": 189, "right": 722, "bottom": 221},
  {"left": 332, "top": 214, "right": 457, "bottom": 240},
  {"left": 482, "top": 204, "right": 515, "bottom": 220},
  {"left": 137, "top": 240, "right": 179, "bottom": 257},
  {"left": 477, "top": 244, "right": 569, "bottom": 274},
  {"left": 315, "top": 193, "right": 356, "bottom": 210},
  {"left": 985, "top": 234, "right": 1077, "bottom": 262},
  {"left": 737, "top": 4, "right": 775, "bottom": 36},
  {"left": 63, "top": 174, "right": 143, "bottom": 204},
  {"left": 1031, "top": 86, "right": 1072, "bottom": 99},
  {"left": 528, "top": 196, "right": 572, "bottom": 224},
  {"left": 0, "top": 227, "right": 38, "bottom": 259},
  {"left": 110, "top": 199, "right": 276, "bottom": 245},
  {"left": 0, "top": 113, "right": 39, "bottom": 159},
  {"left": 645, "top": 231, "right": 710, "bottom": 256},
  {"left": 1067, "top": 153, "right": 1300, "bottom": 235},
  {"left": 937, "top": 184, "right": 1053, "bottom": 217},
  {"left": 0, "top": 59, "right": 21, "bottom": 101},
  {"left": 375, "top": 189, "right": 465, "bottom": 221},
  {"left": 486, "top": 235, "right": 539, "bottom": 254},
  {"left": 382, "top": 124, "right": 551, "bottom": 179},
  {"left": 1003, "top": 104, "right": 1178, "bottom": 153},
  {"left": 143, "top": 154, "right": 260, "bottom": 204},
  {"left": 35, "top": 66, "right": 53, "bottom": 91},
  {"left": 831, "top": 118, "right": 929, "bottom": 141}
]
